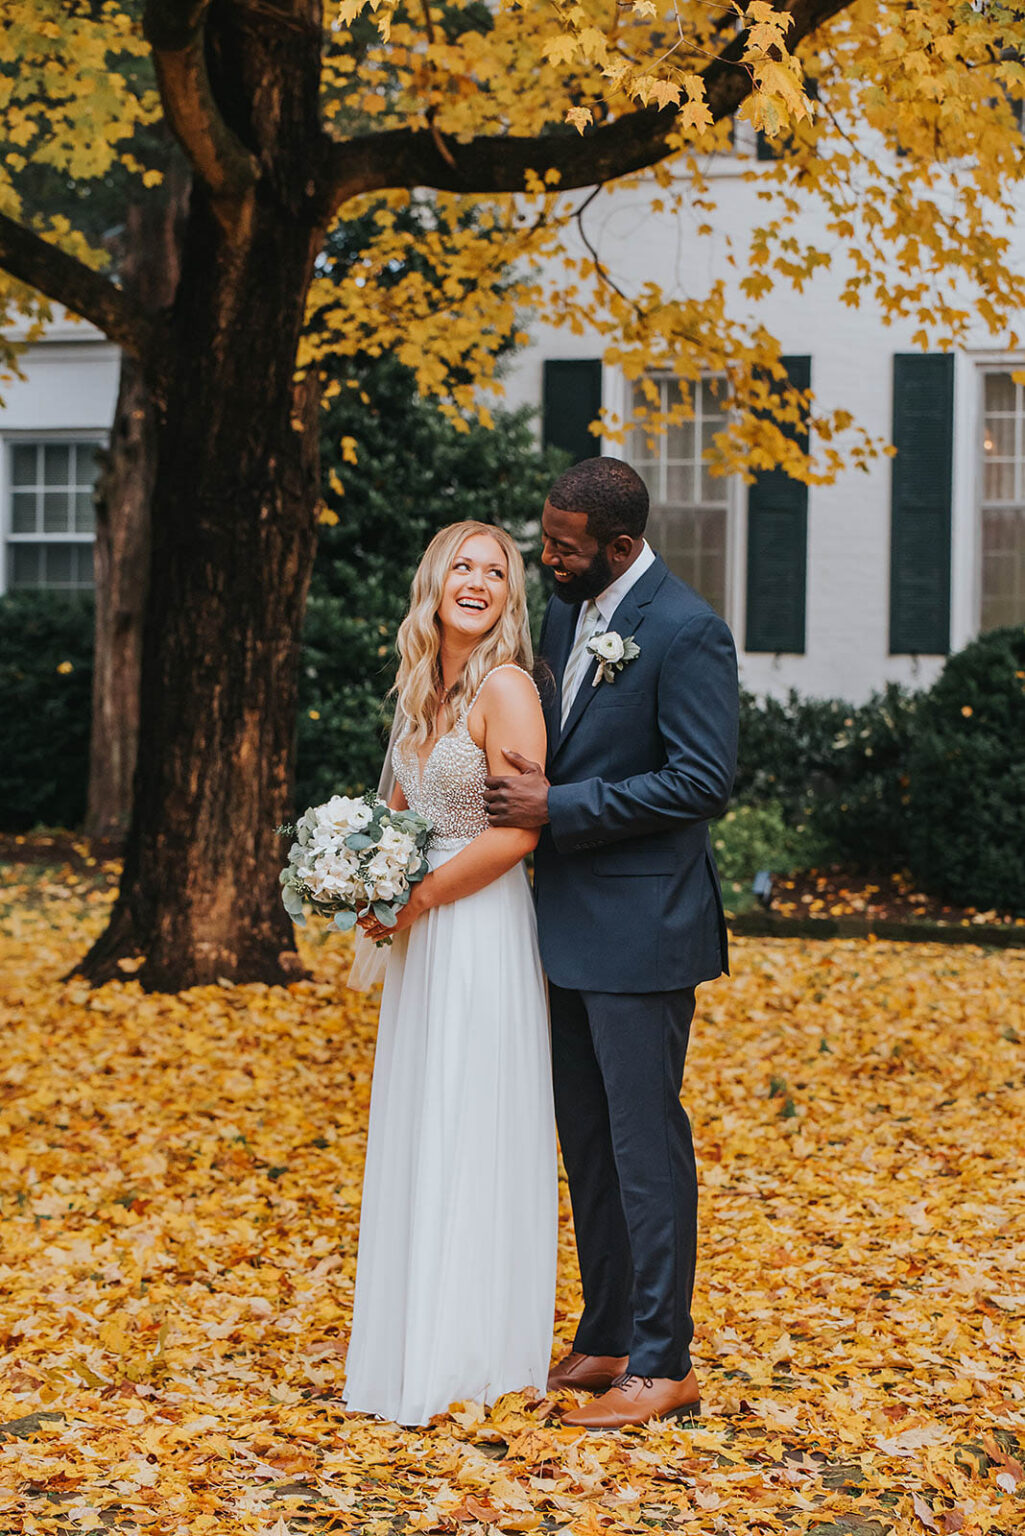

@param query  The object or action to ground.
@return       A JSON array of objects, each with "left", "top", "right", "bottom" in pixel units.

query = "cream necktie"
[{"left": 561, "top": 601, "right": 602, "bottom": 728}]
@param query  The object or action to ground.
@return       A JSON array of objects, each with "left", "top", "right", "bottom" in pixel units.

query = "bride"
[{"left": 342, "top": 520, "right": 558, "bottom": 1428}]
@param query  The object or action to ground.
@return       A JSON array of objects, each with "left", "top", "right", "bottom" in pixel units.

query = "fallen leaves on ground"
[
  {"left": 1, "top": 858, "right": 1023, "bottom": 1535},
  {"left": 770, "top": 868, "right": 1025, "bottom": 929}
]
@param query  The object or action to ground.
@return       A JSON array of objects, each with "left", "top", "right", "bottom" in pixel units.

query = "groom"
[{"left": 484, "top": 456, "right": 738, "bottom": 1429}]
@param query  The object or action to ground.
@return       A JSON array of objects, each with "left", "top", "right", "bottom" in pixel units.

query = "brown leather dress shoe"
[
  {"left": 561, "top": 1369, "right": 701, "bottom": 1429},
  {"left": 546, "top": 1350, "right": 629, "bottom": 1393}
]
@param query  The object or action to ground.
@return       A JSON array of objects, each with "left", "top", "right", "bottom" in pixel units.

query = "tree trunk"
[
  {"left": 75, "top": 8, "right": 325, "bottom": 990},
  {"left": 85, "top": 178, "right": 188, "bottom": 842}
]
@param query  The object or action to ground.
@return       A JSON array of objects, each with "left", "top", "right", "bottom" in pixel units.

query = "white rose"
[{"left": 592, "top": 631, "right": 625, "bottom": 663}]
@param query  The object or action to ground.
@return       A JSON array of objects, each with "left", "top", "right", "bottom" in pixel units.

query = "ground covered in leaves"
[
  {"left": 1, "top": 851, "right": 1023, "bottom": 1535},
  {"left": 769, "top": 870, "right": 1025, "bottom": 932}
]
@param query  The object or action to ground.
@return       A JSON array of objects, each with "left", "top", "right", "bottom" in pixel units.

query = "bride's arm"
[{"left": 366, "top": 670, "right": 545, "bottom": 937}]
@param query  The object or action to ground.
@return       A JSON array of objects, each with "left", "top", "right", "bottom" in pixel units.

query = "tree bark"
[
  {"left": 75, "top": 3, "right": 325, "bottom": 989},
  {"left": 86, "top": 176, "right": 188, "bottom": 841}
]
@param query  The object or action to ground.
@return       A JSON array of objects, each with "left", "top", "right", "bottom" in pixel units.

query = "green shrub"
[
  {"left": 808, "top": 684, "right": 918, "bottom": 868},
  {"left": 734, "top": 687, "right": 850, "bottom": 823},
  {"left": 906, "top": 625, "right": 1025, "bottom": 914},
  {"left": 712, "top": 801, "right": 832, "bottom": 908},
  {"left": 733, "top": 683, "right": 917, "bottom": 869},
  {"left": 0, "top": 592, "right": 94, "bottom": 831}
]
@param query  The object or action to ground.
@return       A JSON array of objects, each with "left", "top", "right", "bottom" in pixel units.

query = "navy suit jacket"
[{"left": 533, "top": 555, "right": 739, "bottom": 994}]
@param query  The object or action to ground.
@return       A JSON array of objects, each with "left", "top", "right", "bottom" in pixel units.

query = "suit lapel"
[{"left": 553, "top": 557, "right": 670, "bottom": 759}]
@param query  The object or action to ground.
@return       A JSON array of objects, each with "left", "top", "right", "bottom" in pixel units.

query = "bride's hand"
[{"left": 360, "top": 882, "right": 430, "bottom": 944}]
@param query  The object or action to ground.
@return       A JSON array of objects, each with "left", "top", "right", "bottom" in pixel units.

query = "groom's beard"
[{"left": 550, "top": 547, "right": 614, "bottom": 604}]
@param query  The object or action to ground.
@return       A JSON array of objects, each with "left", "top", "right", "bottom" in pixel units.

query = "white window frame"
[
  {"left": 1, "top": 431, "right": 105, "bottom": 596},
  {"left": 973, "top": 359, "right": 1025, "bottom": 634},
  {"left": 604, "top": 365, "right": 741, "bottom": 627}
]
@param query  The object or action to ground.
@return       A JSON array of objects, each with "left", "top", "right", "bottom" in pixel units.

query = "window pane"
[
  {"left": 635, "top": 460, "right": 659, "bottom": 498},
  {"left": 10, "top": 491, "right": 38, "bottom": 533},
  {"left": 74, "top": 490, "right": 96, "bottom": 533},
  {"left": 72, "top": 543, "right": 95, "bottom": 588},
  {"left": 74, "top": 442, "right": 101, "bottom": 488},
  {"left": 701, "top": 463, "right": 726, "bottom": 505},
  {"left": 631, "top": 380, "right": 652, "bottom": 414},
  {"left": 43, "top": 443, "right": 71, "bottom": 485},
  {"left": 984, "top": 459, "right": 1016, "bottom": 500},
  {"left": 43, "top": 491, "right": 71, "bottom": 533},
  {"left": 45, "top": 544, "right": 74, "bottom": 584},
  {"left": 984, "top": 372, "right": 1016, "bottom": 412},
  {"left": 701, "top": 377, "right": 725, "bottom": 419},
  {"left": 10, "top": 543, "right": 43, "bottom": 587},
  {"left": 10, "top": 444, "right": 37, "bottom": 486},
  {"left": 666, "top": 378, "right": 689, "bottom": 415},
  {"left": 666, "top": 462, "right": 697, "bottom": 503},
  {"left": 984, "top": 416, "right": 1016, "bottom": 457},
  {"left": 980, "top": 507, "right": 1025, "bottom": 630},
  {"left": 666, "top": 418, "right": 695, "bottom": 462}
]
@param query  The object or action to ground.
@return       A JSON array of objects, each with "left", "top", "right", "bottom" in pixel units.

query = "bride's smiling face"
[{"left": 436, "top": 533, "right": 510, "bottom": 642}]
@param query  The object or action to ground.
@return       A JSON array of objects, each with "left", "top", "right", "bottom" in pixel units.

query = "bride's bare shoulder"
[
  {"left": 468, "top": 665, "right": 544, "bottom": 748},
  {"left": 473, "top": 665, "right": 540, "bottom": 713}
]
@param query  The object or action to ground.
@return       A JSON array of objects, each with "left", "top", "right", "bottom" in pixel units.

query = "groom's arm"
[{"left": 545, "top": 612, "right": 739, "bottom": 852}]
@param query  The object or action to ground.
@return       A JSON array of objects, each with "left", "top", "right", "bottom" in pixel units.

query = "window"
[
  {"left": 5, "top": 439, "right": 101, "bottom": 591},
  {"left": 626, "top": 377, "right": 729, "bottom": 614},
  {"left": 980, "top": 371, "right": 1025, "bottom": 631}
]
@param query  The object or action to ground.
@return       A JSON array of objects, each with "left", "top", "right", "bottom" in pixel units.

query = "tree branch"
[
  {"left": 318, "top": 0, "right": 856, "bottom": 213},
  {"left": 143, "top": 0, "right": 259, "bottom": 205},
  {"left": 0, "top": 211, "right": 154, "bottom": 358}
]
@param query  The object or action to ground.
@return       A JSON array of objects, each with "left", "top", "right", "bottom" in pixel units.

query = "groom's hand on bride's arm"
[{"left": 484, "top": 750, "right": 551, "bottom": 828}]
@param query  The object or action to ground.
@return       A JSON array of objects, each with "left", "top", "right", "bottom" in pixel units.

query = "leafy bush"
[
  {"left": 733, "top": 683, "right": 918, "bottom": 869},
  {"left": 906, "top": 625, "right": 1025, "bottom": 914},
  {"left": 0, "top": 592, "right": 94, "bottom": 831},
  {"left": 734, "top": 687, "right": 851, "bottom": 823},
  {"left": 712, "top": 801, "right": 832, "bottom": 908}
]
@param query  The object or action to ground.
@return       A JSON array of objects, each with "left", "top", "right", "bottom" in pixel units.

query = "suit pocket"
[
  {"left": 592, "top": 842, "right": 676, "bottom": 877},
  {"left": 590, "top": 694, "right": 645, "bottom": 712}
]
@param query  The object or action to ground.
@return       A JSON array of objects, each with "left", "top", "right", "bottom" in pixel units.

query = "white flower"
[
  {"left": 591, "top": 631, "right": 626, "bottom": 663},
  {"left": 320, "top": 794, "right": 374, "bottom": 836},
  {"left": 378, "top": 826, "right": 415, "bottom": 860},
  {"left": 306, "top": 850, "right": 361, "bottom": 899}
]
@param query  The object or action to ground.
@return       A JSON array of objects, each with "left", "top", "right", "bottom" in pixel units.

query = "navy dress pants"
[{"left": 548, "top": 982, "right": 698, "bottom": 1380}]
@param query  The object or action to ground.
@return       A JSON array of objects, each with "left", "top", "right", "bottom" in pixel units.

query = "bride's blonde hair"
[{"left": 393, "top": 521, "right": 533, "bottom": 748}]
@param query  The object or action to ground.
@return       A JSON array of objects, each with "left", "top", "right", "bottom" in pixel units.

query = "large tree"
[{"left": 2, "top": 0, "right": 1025, "bottom": 989}]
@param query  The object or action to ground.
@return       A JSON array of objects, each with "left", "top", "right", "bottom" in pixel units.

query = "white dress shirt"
[{"left": 562, "top": 539, "right": 657, "bottom": 712}]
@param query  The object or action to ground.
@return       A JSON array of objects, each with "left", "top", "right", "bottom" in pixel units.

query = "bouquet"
[{"left": 277, "top": 794, "right": 432, "bottom": 940}]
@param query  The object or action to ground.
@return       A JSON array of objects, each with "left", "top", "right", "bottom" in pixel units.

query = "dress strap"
[{"left": 464, "top": 663, "right": 535, "bottom": 716}]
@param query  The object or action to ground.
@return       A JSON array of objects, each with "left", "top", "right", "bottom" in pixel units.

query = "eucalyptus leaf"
[
  {"left": 333, "top": 910, "right": 358, "bottom": 932},
  {"left": 372, "top": 900, "right": 398, "bottom": 927}
]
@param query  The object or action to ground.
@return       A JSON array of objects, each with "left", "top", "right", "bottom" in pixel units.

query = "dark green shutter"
[
  {"left": 889, "top": 354, "right": 953, "bottom": 654},
  {"left": 745, "top": 355, "right": 810, "bottom": 654},
  {"left": 542, "top": 359, "right": 602, "bottom": 464}
]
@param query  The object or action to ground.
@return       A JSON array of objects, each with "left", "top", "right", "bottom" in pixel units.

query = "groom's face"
[{"left": 541, "top": 502, "right": 614, "bottom": 604}]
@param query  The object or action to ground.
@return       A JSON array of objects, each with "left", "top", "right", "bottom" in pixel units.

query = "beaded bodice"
[{"left": 392, "top": 665, "right": 531, "bottom": 848}]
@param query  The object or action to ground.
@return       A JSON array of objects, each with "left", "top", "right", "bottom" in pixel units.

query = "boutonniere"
[{"left": 587, "top": 630, "right": 641, "bottom": 687}]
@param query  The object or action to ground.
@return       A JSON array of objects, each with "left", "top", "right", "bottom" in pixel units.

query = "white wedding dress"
[{"left": 342, "top": 666, "right": 559, "bottom": 1427}]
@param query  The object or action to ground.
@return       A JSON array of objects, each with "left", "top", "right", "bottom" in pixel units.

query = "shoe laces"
[{"left": 612, "top": 1372, "right": 653, "bottom": 1391}]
